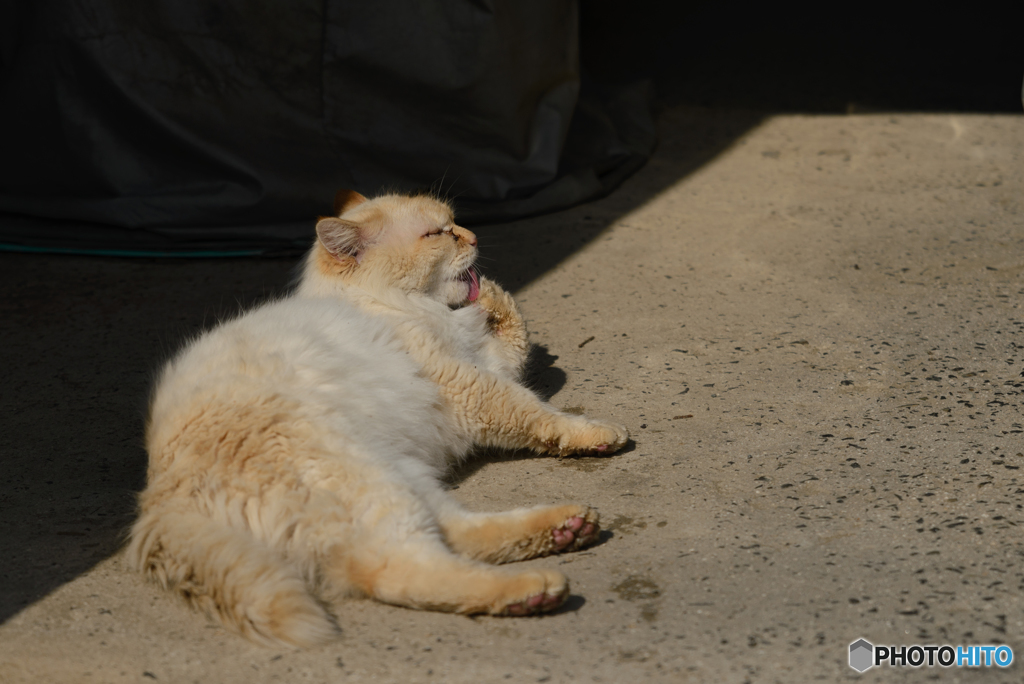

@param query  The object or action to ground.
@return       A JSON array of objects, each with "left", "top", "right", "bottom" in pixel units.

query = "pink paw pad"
[
  {"left": 505, "top": 591, "right": 564, "bottom": 616},
  {"left": 552, "top": 516, "right": 596, "bottom": 551}
]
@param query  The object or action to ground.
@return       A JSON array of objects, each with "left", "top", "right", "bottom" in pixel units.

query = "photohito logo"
[{"left": 849, "top": 639, "right": 1013, "bottom": 672}]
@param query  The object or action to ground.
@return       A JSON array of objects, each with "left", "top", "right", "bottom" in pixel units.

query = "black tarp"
[{"left": 0, "top": 0, "right": 654, "bottom": 255}]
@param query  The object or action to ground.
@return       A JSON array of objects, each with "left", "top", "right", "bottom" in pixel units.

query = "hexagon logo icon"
[{"left": 849, "top": 639, "right": 874, "bottom": 672}]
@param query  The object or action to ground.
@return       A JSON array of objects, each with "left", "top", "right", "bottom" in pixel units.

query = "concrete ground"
[{"left": 2, "top": 106, "right": 1023, "bottom": 683}]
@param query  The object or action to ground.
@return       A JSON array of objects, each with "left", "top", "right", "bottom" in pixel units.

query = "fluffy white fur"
[{"left": 127, "top": 191, "right": 628, "bottom": 648}]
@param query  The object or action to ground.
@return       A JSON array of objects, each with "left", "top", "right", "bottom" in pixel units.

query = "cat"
[{"left": 126, "top": 190, "right": 629, "bottom": 648}]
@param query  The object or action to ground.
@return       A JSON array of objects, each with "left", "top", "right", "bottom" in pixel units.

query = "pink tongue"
[{"left": 467, "top": 268, "right": 480, "bottom": 302}]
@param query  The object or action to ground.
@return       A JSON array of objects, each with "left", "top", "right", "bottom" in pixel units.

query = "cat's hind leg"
[
  {"left": 305, "top": 464, "right": 571, "bottom": 616},
  {"left": 339, "top": 536, "right": 569, "bottom": 616},
  {"left": 436, "top": 503, "right": 602, "bottom": 564}
]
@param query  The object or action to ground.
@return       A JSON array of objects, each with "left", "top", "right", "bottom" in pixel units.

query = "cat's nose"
[{"left": 453, "top": 226, "right": 477, "bottom": 246}]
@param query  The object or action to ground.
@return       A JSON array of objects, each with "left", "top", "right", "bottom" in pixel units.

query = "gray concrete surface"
[{"left": 2, "top": 107, "right": 1023, "bottom": 683}]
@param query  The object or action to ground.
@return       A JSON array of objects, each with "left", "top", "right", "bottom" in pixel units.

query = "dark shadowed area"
[{"left": 1, "top": 7, "right": 1021, "bottom": 683}]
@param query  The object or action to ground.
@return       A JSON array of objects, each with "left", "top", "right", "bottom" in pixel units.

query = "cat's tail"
[{"left": 126, "top": 506, "right": 337, "bottom": 649}]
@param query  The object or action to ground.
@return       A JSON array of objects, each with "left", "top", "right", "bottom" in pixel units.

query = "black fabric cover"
[{"left": 0, "top": 0, "right": 654, "bottom": 255}]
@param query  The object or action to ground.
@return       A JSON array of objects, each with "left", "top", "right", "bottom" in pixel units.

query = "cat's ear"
[
  {"left": 316, "top": 217, "right": 366, "bottom": 263},
  {"left": 333, "top": 189, "right": 368, "bottom": 216}
]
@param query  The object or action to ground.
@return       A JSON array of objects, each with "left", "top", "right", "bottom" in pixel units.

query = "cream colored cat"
[{"left": 126, "top": 190, "right": 628, "bottom": 648}]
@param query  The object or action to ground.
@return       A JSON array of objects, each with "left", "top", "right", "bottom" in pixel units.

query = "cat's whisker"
[{"left": 430, "top": 167, "right": 451, "bottom": 202}]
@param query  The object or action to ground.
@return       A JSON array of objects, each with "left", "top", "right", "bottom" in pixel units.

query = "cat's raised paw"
[{"left": 475, "top": 277, "right": 526, "bottom": 339}]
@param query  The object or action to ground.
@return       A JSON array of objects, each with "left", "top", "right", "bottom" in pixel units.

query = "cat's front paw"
[
  {"left": 544, "top": 417, "right": 629, "bottom": 457},
  {"left": 475, "top": 277, "right": 525, "bottom": 338}
]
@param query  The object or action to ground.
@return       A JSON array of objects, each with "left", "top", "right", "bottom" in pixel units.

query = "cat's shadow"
[{"left": 523, "top": 342, "right": 565, "bottom": 402}]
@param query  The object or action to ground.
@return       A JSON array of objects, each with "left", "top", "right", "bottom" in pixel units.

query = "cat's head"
[{"left": 300, "top": 190, "right": 480, "bottom": 306}]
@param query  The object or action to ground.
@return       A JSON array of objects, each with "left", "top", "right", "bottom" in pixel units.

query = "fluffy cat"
[{"left": 126, "top": 190, "right": 629, "bottom": 648}]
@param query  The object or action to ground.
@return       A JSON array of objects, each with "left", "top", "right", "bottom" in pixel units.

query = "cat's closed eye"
[{"left": 424, "top": 226, "right": 457, "bottom": 240}]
